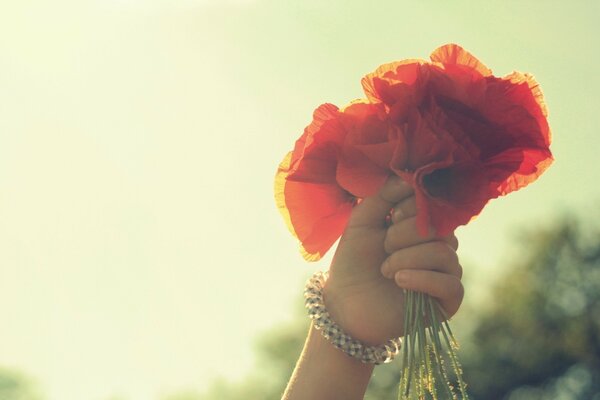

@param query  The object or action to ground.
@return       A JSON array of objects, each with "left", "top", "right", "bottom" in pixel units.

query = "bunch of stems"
[{"left": 398, "top": 290, "right": 469, "bottom": 400}]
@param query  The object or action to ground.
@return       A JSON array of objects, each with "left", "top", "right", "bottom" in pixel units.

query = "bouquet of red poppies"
[{"left": 275, "top": 44, "right": 552, "bottom": 399}]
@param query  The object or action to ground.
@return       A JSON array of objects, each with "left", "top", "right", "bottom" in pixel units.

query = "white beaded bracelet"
[{"left": 304, "top": 271, "right": 402, "bottom": 365}]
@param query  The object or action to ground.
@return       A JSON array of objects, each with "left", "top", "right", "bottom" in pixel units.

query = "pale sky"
[{"left": 1, "top": 1, "right": 599, "bottom": 399}]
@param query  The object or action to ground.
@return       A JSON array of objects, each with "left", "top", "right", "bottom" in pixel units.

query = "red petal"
[
  {"left": 337, "top": 146, "right": 389, "bottom": 198},
  {"left": 289, "top": 103, "right": 342, "bottom": 174},
  {"left": 284, "top": 180, "right": 354, "bottom": 259},
  {"left": 414, "top": 161, "right": 492, "bottom": 236},
  {"left": 287, "top": 104, "right": 346, "bottom": 184},
  {"left": 392, "top": 110, "right": 455, "bottom": 172},
  {"left": 361, "top": 59, "right": 428, "bottom": 110},
  {"left": 354, "top": 140, "right": 401, "bottom": 170},
  {"left": 275, "top": 152, "right": 354, "bottom": 261},
  {"left": 481, "top": 75, "right": 550, "bottom": 150},
  {"left": 485, "top": 147, "right": 554, "bottom": 196},
  {"left": 335, "top": 102, "right": 396, "bottom": 197},
  {"left": 430, "top": 43, "right": 492, "bottom": 77}
]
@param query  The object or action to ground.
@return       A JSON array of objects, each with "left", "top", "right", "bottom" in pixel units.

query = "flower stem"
[{"left": 397, "top": 291, "right": 469, "bottom": 400}]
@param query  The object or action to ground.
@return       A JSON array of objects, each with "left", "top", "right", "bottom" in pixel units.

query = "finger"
[
  {"left": 384, "top": 216, "right": 435, "bottom": 252},
  {"left": 348, "top": 175, "right": 414, "bottom": 229},
  {"left": 394, "top": 270, "right": 464, "bottom": 317},
  {"left": 384, "top": 216, "right": 456, "bottom": 253},
  {"left": 445, "top": 234, "right": 459, "bottom": 251},
  {"left": 391, "top": 196, "right": 417, "bottom": 224},
  {"left": 381, "top": 241, "right": 462, "bottom": 279},
  {"left": 390, "top": 199, "right": 458, "bottom": 250}
]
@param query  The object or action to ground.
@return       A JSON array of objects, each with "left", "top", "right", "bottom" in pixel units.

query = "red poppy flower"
[
  {"left": 276, "top": 44, "right": 553, "bottom": 260},
  {"left": 275, "top": 102, "right": 391, "bottom": 260},
  {"left": 361, "top": 44, "right": 552, "bottom": 236}
]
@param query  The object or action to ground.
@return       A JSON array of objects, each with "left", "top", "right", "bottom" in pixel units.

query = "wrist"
[
  {"left": 321, "top": 270, "right": 404, "bottom": 346},
  {"left": 322, "top": 274, "right": 385, "bottom": 346},
  {"left": 282, "top": 323, "right": 374, "bottom": 400},
  {"left": 307, "top": 322, "right": 375, "bottom": 375},
  {"left": 321, "top": 279, "right": 348, "bottom": 333},
  {"left": 305, "top": 271, "right": 401, "bottom": 364}
]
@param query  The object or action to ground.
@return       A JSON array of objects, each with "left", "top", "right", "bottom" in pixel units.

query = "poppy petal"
[
  {"left": 485, "top": 147, "right": 554, "bottom": 196},
  {"left": 415, "top": 161, "right": 492, "bottom": 236},
  {"left": 430, "top": 43, "right": 492, "bottom": 77},
  {"left": 275, "top": 152, "right": 354, "bottom": 261},
  {"left": 337, "top": 146, "right": 389, "bottom": 198},
  {"left": 361, "top": 59, "right": 428, "bottom": 112},
  {"left": 289, "top": 103, "right": 343, "bottom": 175}
]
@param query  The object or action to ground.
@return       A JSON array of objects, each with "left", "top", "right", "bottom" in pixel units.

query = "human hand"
[{"left": 322, "top": 175, "right": 464, "bottom": 346}]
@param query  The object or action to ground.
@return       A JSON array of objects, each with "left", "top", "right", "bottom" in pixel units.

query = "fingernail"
[
  {"left": 395, "top": 271, "right": 409, "bottom": 285},
  {"left": 393, "top": 207, "right": 404, "bottom": 222}
]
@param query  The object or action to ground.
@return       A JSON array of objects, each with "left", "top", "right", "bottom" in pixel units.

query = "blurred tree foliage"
[
  {"left": 0, "top": 368, "right": 42, "bottom": 400},
  {"left": 463, "top": 217, "right": 600, "bottom": 400},
  {"left": 166, "top": 216, "right": 600, "bottom": 400}
]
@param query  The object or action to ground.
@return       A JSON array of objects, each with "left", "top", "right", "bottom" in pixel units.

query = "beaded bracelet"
[{"left": 304, "top": 271, "right": 402, "bottom": 365}]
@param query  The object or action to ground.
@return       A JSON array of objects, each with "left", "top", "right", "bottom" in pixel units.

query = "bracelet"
[{"left": 303, "top": 271, "right": 401, "bottom": 365}]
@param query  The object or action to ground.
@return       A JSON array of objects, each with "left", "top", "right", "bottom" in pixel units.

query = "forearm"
[{"left": 282, "top": 323, "right": 374, "bottom": 400}]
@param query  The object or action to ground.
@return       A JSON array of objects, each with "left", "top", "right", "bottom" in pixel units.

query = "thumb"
[{"left": 347, "top": 175, "right": 414, "bottom": 229}]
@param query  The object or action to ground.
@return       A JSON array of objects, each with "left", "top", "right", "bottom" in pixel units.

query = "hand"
[{"left": 322, "top": 175, "right": 464, "bottom": 346}]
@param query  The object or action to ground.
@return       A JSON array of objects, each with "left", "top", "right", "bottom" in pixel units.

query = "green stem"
[
  {"left": 398, "top": 291, "right": 469, "bottom": 400},
  {"left": 428, "top": 297, "right": 457, "bottom": 400},
  {"left": 399, "top": 290, "right": 413, "bottom": 398},
  {"left": 438, "top": 311, "right": 468, "bottom": 398}
]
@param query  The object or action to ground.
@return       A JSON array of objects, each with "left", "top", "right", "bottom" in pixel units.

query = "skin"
[{"left": 282, "top": 175, "right": 464, "bottom": 400}]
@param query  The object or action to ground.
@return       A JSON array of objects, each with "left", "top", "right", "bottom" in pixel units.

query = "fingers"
[
  {"left": 384, "top": 216, "right": 457, "bottom": 253},
  {"left": 384, "top": 216, "right": 431, "bottom": 252},
  {"left": 385, "top": 196, "right": 458, "bottom": 252},
  {"left": 347, "top": 175, "right": 414, "bottom": 229},
  {"left": 381, "top": 241, "right": 462, "bottom": 279},
  {"left": 394, "top": 270, "right": 464, "bottom": 317},
  {"left": 391, "top": 196, "right": 417, "bottom": 224},
  {"left": 446, "top": 234, "right": 459, "bottom": 251},
  {"left": 382, "top": 209, "right": 463, "bottom": 317}
]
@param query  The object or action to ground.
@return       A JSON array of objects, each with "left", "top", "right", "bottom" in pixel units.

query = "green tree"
[{"left": 463, "top": 218, "right": 600, "bottom": 400}]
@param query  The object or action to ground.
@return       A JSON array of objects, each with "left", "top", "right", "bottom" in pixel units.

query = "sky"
[{"left": 0, "top": 1, "right": 599, "bottom": 399}]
